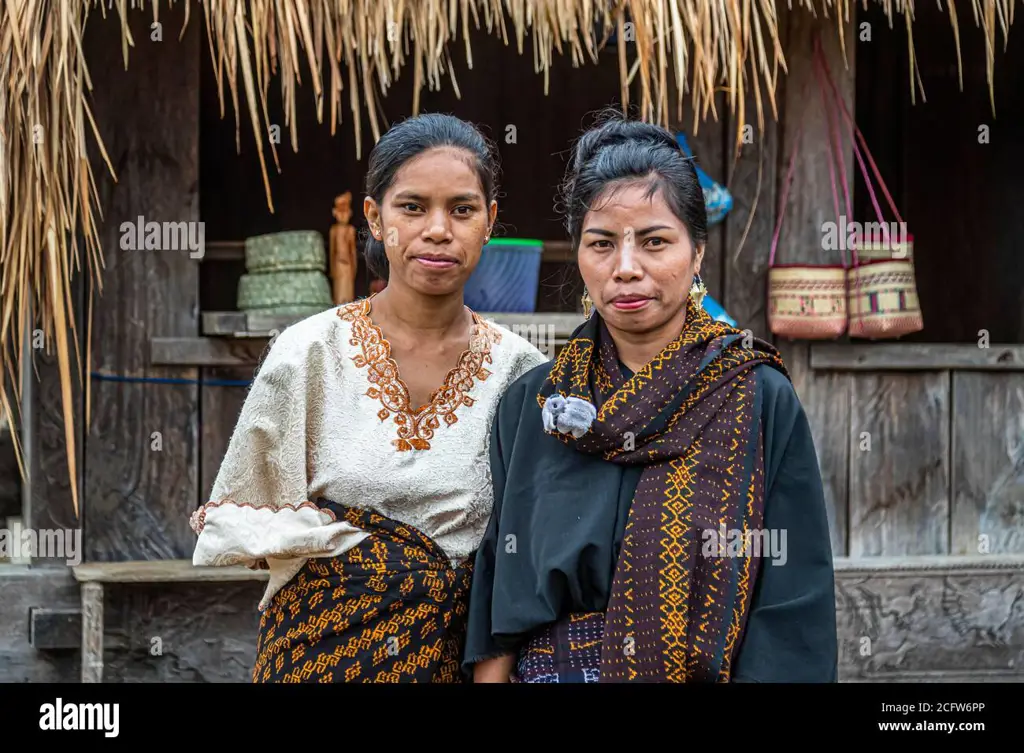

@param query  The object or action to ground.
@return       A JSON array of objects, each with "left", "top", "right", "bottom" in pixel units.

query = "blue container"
[
  {"left": 702, "top": 293, "right": 739, "bottom": 327},
  {"left": 463, "top": 238, "right": 544, "bottom": 312}
]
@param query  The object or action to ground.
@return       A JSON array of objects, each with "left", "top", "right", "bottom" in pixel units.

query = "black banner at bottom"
[{"left": 1, "top": 681, "right": 1008, "bottom": 743}]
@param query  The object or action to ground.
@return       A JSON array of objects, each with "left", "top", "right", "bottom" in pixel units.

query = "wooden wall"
[
  {"left": 681, "top": 6, "right": 1024, "bottom": 566},
  {"left": 26, "top": 2, "right": 201, "bottom": 563},
  {"left": 687, "top": 5, "right": 1024, "bottom": 682}
]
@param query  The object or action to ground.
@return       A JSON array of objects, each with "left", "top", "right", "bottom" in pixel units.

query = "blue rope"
[{"left": 90, "top": 371, "right": 252, "bottom": 387}]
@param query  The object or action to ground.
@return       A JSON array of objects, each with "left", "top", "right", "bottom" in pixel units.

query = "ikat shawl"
[{"left": 537, "top": 295, "right": 790, "bottom": 682}]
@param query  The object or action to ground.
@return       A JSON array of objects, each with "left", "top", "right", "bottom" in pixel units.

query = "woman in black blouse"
[{"left": 463, "top": 111, "right": 838, "bottom": 683}]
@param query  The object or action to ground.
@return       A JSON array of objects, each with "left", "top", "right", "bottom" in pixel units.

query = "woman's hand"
[{"left": 473, "top": 654, "right": 516, "bottom": 683}]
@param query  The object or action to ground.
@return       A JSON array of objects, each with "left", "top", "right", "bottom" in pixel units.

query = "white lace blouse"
[{"left": 189, "top": 295, "right": 548, "bottom": 610}]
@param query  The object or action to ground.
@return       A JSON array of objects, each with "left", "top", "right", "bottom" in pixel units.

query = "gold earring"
[
  {"left": 689, "top": 273, "right": 707, "bottom": 307},
  {"left": 581, "top": 289, "right": 594, "bottom": 318}
]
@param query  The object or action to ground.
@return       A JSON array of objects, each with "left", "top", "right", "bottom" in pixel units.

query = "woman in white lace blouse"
[{"left": 189, "top": 114, "right": 547, "bottom": 683}]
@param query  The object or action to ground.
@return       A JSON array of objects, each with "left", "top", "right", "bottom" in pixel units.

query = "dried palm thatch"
[{"left": 0, "top": 0, "right": 1019, "bottom": 518}]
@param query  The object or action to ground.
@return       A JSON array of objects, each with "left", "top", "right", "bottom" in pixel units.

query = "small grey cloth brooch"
[{"left": 542, "top": 394, "right": 597, "bottom": 439}]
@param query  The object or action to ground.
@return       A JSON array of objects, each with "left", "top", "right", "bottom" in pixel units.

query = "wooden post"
[
  {"left": 80, "top": 582, "right": 104, "bottom": 683},
  {"left": 773, "top": 7, "right": 855, "bottom": 557},
  {"left": 82, "top": 1, "right": 201, "bottom": 560}
]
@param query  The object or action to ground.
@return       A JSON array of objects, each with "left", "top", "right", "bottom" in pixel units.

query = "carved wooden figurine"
[{"left": 330, "top": 192, "right": 358, "bottom": 305}]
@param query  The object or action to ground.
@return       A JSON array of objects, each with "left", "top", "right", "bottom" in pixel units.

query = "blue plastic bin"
[
  {"left": 463, "top": 238, "right": 543, "bottom": 312},
  {"left": 701, "top": 293, "right": 738, "bottom": 327}
]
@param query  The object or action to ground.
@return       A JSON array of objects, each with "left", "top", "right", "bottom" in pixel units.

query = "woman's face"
[
  {"left": 577, "top": 181, "right": 704, "bottom": 336},
  {"left": 364, "top": 147, "right": 497, "bottom": 297}
]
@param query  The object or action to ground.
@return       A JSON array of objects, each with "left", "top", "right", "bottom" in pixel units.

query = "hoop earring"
[
  {"left": 581, "top": 288, "right": 594, "bottom": 318},
  {"left": 689, "top": 273, "right": 707, "bottom": 307}
]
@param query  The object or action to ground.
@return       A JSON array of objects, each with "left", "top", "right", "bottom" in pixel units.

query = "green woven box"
[
  {"left": 237, "top": 270, "right": 333, "bottom": 311},
  {"left": 244, "top": 231, "right": 326, "bottom": 273}
]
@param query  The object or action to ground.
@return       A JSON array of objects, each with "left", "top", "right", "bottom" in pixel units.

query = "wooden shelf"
[
  {"left": 203, "top": 240, "right": 246, "bottom": 261},
  {"left": 150, "top": 310, "right": 586, "bottom": 366},
  {"left": 810, "top": 343, "right": 1024, "bottom": 371},
  {"left": 73, "top": 559, "right": 269, "bottom": 583},
  {"left": 202, "top": 310, "right": 305, "bottom": 337},
  {"left": 203, "top": 239, "right": 576, "bottom": 263},
  {"left": 202, "top": 309, "right": 584, "bottom": 338},
  {"left": 150, "top": 336, "right": 267, "bottom": 367}
]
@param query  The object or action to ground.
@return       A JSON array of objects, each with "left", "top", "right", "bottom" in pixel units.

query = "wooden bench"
[{"left": 71, "top": 560, "right": 268, "bottom": 683}]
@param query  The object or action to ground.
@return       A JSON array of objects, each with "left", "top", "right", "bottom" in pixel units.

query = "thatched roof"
[{"left": 0, "top": 0, "right": 1019, "bottom": 517}]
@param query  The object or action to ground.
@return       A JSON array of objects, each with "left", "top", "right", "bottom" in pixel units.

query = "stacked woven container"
[{"left": 237, "top": 231, "right": 334, "bottom": 317}]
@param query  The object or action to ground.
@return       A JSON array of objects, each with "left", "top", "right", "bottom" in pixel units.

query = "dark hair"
[
  {"left": 559, "top": 108, "right": 708, "bottom": 254},
  {"left": 361, "top": 113, "right": 501, "bottom": 279}
]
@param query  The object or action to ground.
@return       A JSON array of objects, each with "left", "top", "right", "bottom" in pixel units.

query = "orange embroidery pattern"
[{"left": 337, "top": 297, "right": 502, "bottom": 451}]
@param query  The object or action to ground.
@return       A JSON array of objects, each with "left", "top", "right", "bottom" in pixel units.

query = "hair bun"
[{"left": 572, "top": 114, "right": 680, "bottom": 170}]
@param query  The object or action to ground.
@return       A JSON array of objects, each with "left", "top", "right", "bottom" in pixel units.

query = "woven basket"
[
  {"left": 237, "top": 270, "right": 333, "bottom": 311},
  {"left": 764, "top": 71, "right": 849, "bottom": 342},
  {"left": 244, "top": 231, "right": 326, "bottom": 273},
  {"left": 846, "top": 259, "right": 923, "bottom": 339},
  {"left": 767, "top": 265, "right": 848, "bottom": 340}
]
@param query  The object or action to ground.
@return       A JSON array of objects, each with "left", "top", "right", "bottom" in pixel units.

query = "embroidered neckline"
[{"left": 337, "top": 294, "right": 502, "bottom": 451}]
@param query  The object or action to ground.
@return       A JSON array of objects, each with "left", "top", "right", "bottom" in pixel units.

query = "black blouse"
[{"left": 462, "top": 359, "right": 838, "bottom": 682}]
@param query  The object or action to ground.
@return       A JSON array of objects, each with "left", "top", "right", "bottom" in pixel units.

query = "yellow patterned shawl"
[{"left": 537, "top": 295, "right": 789, "bottom": 682}]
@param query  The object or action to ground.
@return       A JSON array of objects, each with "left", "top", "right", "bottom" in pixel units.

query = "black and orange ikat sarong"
[{"left": 251, "top": 499, "right": 473, "bottom": 683}]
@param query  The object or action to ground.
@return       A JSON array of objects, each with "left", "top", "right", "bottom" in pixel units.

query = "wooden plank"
[
  {"left": 202, "top": 311, "right": 265, "bottom": 336},
  {"left": 28, "top": 269, "right": 84, "bottom": 564},
  {"left": 73, "top": 559, "right": 269, "bottom": 583},
  {"left": 771, "top": 7, "right": 855, "bottom": 557},
  {"left": 848, "top": 373, "right": 950, "bottom": 556},
  {"left": 201, "top": 310, "right": 587, "bottom": 338},
  {"left": 203, "top": 241, "right": 245, "bottom": 261},
  {"left": 82, "top": 4, "right": 201, "bottom": 562},
  {"left": 29, "top": 607, "right": 82, "bottom": 650},
  {"left": 782, "top": 344, "right": 850, "bottom": 557},
  {"left": 722, "top": 32, "right": 781, "bottom": 341},
  {"left": 200, "top": 368, "right": 251, "bottom": 504},
  {"left": 81, "top": 582, "right": 104, "bottom": 683},
  {"left": 155, "top": 334, "right": 574, "bottom": 367},
  {"left": 836, "top": 553, "right": 1024, "bottom": 681},
  {"left": 539, "top": 242, "right": 575, "bottom": 264},
  {"left": 150, "top": 338, "right": 268, "bottom": 367},
  {"left": 97, "top": 580, "right": 267, "bottom": 681},
  {"left": 834, "top": 553, "right": 1024, "bottom": 572},
  {"left": 202, "top": 239, "right": 577, "bottom": 264},
  {"left": 812, "top": 343, "right": 1024, "bottom": 371},
  {"left": 211, "top": 311, "right": 313, "bottom": 338},
  {"left": 951, "top": 373, "right": 1024, "bottom": 555}
]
